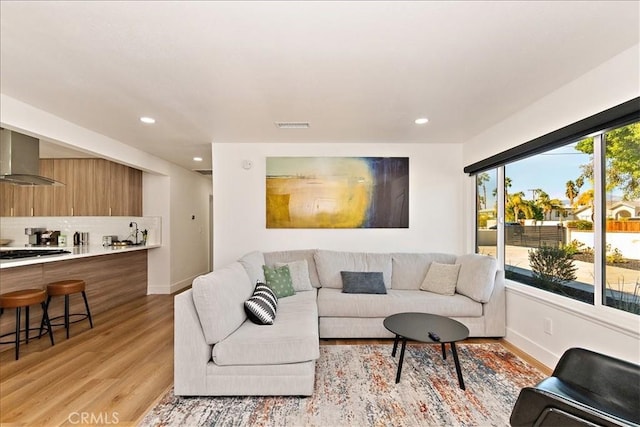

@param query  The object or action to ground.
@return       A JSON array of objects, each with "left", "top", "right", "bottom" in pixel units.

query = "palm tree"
[
  {"left": 565, "top": 180, "right": 578, "bottom": 206},
  {"left": 535, "top": 191, "right": 552, "bottom": 222},
  {"left": 476, "top": 172, "right": 490, "bottom": 209},
  {"left": 506, "top": 191, "right": 532, "bottom": 222}
]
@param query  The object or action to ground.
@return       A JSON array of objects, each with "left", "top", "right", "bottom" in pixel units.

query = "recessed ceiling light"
[
  {"left": 193, "top": 157, "right": 203, "bottom": 162},
  {"left": 414, "top": 118, "right": 429, "bottom": 125},
  {"left": 140, "top": 116, "right": 156, "bottom": 124}
]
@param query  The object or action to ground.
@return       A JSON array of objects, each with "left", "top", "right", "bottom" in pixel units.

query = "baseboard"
[
  {"left": 504, "top": 327, "right": 559, "bottom": 370},
  {"left": 147, "top": 272, "right": 205, "bottom": 295}
]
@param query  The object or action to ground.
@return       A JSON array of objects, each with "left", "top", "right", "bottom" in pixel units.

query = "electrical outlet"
[{"left": 544, "top": 318, "right": 553, "bottom": 335}]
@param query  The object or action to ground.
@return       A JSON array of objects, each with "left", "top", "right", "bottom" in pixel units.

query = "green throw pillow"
[{"left": 262, "top": 265, "right": 296, "bottom": 298}]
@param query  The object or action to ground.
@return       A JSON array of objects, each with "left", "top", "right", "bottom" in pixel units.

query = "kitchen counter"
[
  {"left": 0, "top": 244, "right": 160, "bottom": 269},
  {"left": 0, "top": 247, "right": 152, "bottom": 348}
]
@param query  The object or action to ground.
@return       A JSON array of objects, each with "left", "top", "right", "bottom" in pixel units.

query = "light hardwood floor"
[
  {"left": 0, "top": 294, "right": 174, "bottom": 427},
  {"left": 0, "top": 293, "right": 551, "bottom": 426}
]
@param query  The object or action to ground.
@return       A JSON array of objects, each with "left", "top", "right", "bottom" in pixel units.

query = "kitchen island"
[{"left": 0, "top": 245, "right": 160, "bottom": 351}]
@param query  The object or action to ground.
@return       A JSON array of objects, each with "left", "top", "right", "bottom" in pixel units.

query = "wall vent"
[{"left": 275, "top": 122, "right": 310, "bottom": 129}]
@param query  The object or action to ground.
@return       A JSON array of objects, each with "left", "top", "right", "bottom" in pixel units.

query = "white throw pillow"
[
  {"left": 275, "top": 259, "right": 314, "bottom": 291},
  {"left": 419, "top": 262, "right": 461, "bottom": 296},
  {"left": 455, "top": 254, "right": 497, "bottom": 303}
]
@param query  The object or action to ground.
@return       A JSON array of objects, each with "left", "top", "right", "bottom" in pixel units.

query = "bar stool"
[
  {"left": 0, "top": 289, "right": 55, "bottom": 360},
  {"left": 42, "top": 279, "right": 93, "bottom": 339}
]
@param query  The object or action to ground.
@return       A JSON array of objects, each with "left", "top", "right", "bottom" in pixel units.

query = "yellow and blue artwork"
[{"left": 266, "top": 157, "right": 409, "bottom": 228}]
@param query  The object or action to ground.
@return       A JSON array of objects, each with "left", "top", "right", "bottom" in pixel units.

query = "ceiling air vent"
[
  {"left": 194, "top": 169, "right": 212, "bottom": 176},
  {"left": 275, "top": 122, "right": 310, "bottom": 129}
]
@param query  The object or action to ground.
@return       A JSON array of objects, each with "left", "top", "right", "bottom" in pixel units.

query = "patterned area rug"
[{"left": 140, "top": 343, "right": 545, "bottom": 426}]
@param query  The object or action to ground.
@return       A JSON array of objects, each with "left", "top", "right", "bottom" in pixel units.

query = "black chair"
[{"left": 510, "top": 347, "right": 640, "bottom": 427}]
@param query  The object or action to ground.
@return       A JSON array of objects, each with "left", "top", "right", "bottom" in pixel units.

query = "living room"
[{"left": 1, "top": 1, "right": 639, "bottom": 426}]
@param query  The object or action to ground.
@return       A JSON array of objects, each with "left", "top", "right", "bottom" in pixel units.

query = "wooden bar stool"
[
  {"left": 0, "top": 289, "right": 55, "bottom": 360},
  {"left": 41, "top": 280, "right": 93, "bottom": 339}
]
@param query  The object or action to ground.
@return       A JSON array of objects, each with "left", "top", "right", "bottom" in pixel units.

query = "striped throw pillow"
[{"left": 244, "top": 283, "right": 278, "bottom": 325}]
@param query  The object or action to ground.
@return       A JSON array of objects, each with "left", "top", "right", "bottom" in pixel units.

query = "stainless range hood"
[{"left": 0, "top": 129, "right": 63, "bottom": 186}]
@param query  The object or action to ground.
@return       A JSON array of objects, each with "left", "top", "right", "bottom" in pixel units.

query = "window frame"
[{"left": 471, "top": 109, "right": 640, "bottom": 324}]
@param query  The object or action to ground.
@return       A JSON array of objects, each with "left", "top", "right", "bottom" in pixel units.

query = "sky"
[{"left": 481, "top": 143, "right": 593, "bottom": 208}]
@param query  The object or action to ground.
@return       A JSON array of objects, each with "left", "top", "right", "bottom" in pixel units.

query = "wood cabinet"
[
  {"left": 109, "top": 162, "right": 142, "bottom": 216},
  {"left": 94, "top": 159, "right": 111, "bottom": 215},
  {"left": 1, "top": 158, "right": 142, "bottom": 217},
  {"left": 0, "top": 182, "right": 14, "bottom": 216},
  {"left": 12, "top": 185, "right": 33, "bottom": 217},
  {"left": 53, "top": 159, "right": 74, "bottom": 216},
  {"left": 73, "top": 159, "right": 113, "bottom": 216},
  {"left": 33, "top": 159, "right": 55, "bottom": 216}
]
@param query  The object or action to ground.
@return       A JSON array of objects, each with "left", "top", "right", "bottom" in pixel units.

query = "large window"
[
  {"left": 473, "top": 119, "right": 639, "bottom": 315},
  {"left": 503, "top": 143, "right": 594, "bottom": 304},
  {"left": 603, "top": 123, "right": 640, "bottom": 314},
  {"left": 476, "top": 170, "right": 497, "bottom": 258}
]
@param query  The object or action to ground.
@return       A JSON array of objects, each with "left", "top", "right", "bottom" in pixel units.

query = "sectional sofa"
[{"left": 174, "top": 249, "right": 505, "bottom": 396}]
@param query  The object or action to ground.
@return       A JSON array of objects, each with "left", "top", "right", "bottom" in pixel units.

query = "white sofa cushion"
[
  {"left": 391, "top": 253, "right": 457, "bottom": 290},
  {"left": 213, "top": 290, "right": 320, "bottom": 366},
  {"left": 192, "top": 262, "right": 254, "bottom": 344},
  {"left": 238, "top": 251, "right": 266, "bottom": 285},
  {"left": 455, "top": 254, "right": 497, "bottom": 303},
  {"left": 314, "top": 250, "right": 392, "bottom": 289},
  {"left": 317, "top": 288, "right": 482, "bottom": 318}
]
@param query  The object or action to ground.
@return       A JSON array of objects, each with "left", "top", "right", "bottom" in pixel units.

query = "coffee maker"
[{"left": 25, "top": 227, "right": 46, "bottom": 246}]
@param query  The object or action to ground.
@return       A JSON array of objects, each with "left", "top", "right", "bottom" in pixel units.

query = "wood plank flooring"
[
  {"left": 0, "top": 294, "right": 174, "bottom": 427},
  {"left": 0, "top": 293, "right": 551, "bottom": 426}
]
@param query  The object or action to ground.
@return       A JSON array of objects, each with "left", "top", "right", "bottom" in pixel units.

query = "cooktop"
[{"left": 0, "top": 249, "right": 71, "bottom": 260}]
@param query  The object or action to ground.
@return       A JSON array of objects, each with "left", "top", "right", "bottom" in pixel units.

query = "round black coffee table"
[{"left": 383, "top": 312, "right": 470, "bottom": 390}]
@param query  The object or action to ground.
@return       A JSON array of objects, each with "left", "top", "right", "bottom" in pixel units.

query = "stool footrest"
[
  {"left": 0, "top": 326, "right": 52, "bottom": 345},
  {"left": 49, "top": 313, "right": 90, "bottom": 327}
]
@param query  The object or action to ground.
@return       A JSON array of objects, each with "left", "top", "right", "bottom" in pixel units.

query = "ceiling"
[{"left": 1, "top": 1, "right": 638, "bottom": 172}]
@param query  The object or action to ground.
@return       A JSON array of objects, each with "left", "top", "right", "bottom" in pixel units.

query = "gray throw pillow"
[{"left": 341, "top": 271, "right": 387, "bottom": 294}]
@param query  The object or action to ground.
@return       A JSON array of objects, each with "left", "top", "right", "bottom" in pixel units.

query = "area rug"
[{"left": 140, "top": 343, "right": 545, "bottom": 426}]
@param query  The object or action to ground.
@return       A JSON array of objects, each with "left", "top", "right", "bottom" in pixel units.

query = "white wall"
[
  {"left": 169, "top": 165, "right": 211, "bottom": 291},
  {"left": 0, "top": 95, "right": 213, "bottom": 294},
  {"left": 212, "top": 142, "right": 464, "bottom": 268},
  {"left": 463, "top": 45, "right": 640, "bottom": 367}
]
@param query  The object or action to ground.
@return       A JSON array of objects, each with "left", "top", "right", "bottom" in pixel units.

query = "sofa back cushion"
[
  {"left": 238, "top": 251, "right": 266, "bottom": 285},
  {"left": 314, "top": 250, "right": 392, "bottom": 289},
  {"left": 192, "top": 262, "right": 254, "bottom": 345},
  {"left": 391, "top": 253, "right": 457, "bottom": 290},
  {"left": 455, "top": 254, "right": 497, "bottom": 303},
  {"left": 264, "top": 249, "right": 321, "bottom": 288}
]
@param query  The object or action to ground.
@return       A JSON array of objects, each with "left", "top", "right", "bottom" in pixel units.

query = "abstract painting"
[{"left": 266, "top": 157, "right": 409, "bottom": 228}]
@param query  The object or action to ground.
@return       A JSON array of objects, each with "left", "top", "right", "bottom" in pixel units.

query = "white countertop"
[{"left": 0, "top": 244, "right": 160, "bottom": 269}]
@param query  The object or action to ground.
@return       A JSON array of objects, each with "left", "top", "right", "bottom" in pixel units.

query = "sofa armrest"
[
  {"left": 481, "top": 269, "right": 506, "bottom": 336},
  {"left": 174, "top": 289, "right": 212, "bottom": 396}
]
